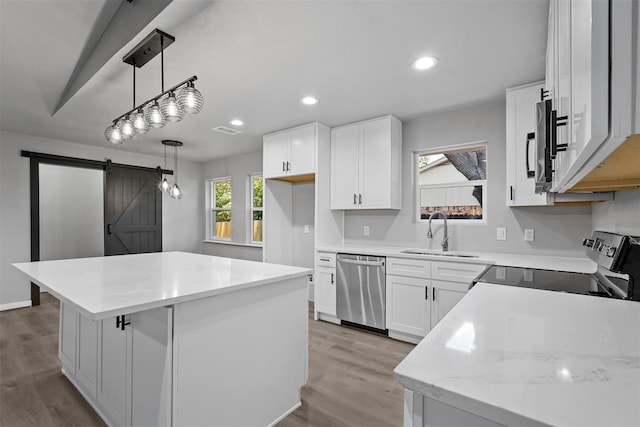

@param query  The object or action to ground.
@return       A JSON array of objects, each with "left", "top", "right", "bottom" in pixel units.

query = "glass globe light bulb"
[
  {"left": 132, "top": 108, "right": 150, "bottom": 134},
  {"left": 117, "top": 116, "right": 135, "bottom": 140},
  {"left": 159, "top": 177, "right": 170, "bottom": 192},
  {"left": 105, "top": 124, "right": 124, "bottom": 144},
  {"left": 177, "top": 82, "right": 204, "bottom": 114},
  {"left": 169, "top": 183, "right": 182, "bottom": 200},
  {"left": 145, "top": 101, "right": 166, "bottom": 128},
  {"left": 160, "top": 92, "right": 185, "bottom": 122}
]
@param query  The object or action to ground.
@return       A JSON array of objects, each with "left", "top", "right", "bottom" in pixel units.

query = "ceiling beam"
[{"left": 53, "top": 0, "right": 173, "bottom": 115}]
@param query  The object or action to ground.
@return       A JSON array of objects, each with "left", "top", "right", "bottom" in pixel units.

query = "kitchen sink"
[{"left": 401, "top": 249, "right": 478, "bottom": 258}]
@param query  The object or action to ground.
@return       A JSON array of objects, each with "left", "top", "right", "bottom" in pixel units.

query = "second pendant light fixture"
[{"left": 161, "top": 139, "right": 183, "bottom": 199}]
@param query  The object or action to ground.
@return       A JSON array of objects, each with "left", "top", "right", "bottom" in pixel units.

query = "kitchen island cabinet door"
[
  {"left": 76, "top": 313, "right": 98, "bottom": 398},
  {"left": 59, "top": 302, "right": 77, "bottom": 374},
  {"left": 97, "top": 316, "right": 131, "bottom": 426}
]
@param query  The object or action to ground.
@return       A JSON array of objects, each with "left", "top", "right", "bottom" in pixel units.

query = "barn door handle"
[{"left": 107, "top": 224, "right": 113, "bottom": 235}]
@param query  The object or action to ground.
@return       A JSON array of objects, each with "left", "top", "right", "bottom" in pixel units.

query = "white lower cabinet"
[
  {"left": 403, "top": 390, "right": 503, "bottom": 427},
  {"left": 60, "top": 305, "right": 172, "bottom": 427},
  {"left": 315, "top": 252, "right": 337, "bottom": 318},
  {"left": 386, "top": 258, "right": 486, "bottom": 344}
]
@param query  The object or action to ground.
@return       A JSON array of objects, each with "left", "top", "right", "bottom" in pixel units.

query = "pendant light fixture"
[
  {"left": 159, "top": 142, "right": 170, "bottom": 192},
  {"left": 162, "top": 140, "right": 183, "bottom": 199},
  {"left": 105, "top": 29, "right": 204, "bottom": 144}
]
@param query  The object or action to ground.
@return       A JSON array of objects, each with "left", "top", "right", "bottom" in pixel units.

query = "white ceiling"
[{"left": 0, "top": 0, "right": 549, "bottom": 162}]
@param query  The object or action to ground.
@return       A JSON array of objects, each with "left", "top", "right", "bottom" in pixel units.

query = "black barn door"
[{"left": 105, "top": 164, "right": 162, "bottom": 255}]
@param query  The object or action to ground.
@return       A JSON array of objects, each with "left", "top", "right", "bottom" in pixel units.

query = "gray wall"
[
  {"left": 39, "top": 164, "right": 104, "bottom": 261},
  {"left": 0, "top": 131, "right": 203, "bottom": 309},
  {"left": 201, "top": 150, "right": 264, "bottom": 261},
  {"left": 292, "top": 182, "right": 315, "bottom": 269},
  {"left": 344, "top": 100, "right": 593, "bottom": 256},
  {"left": 592, "top": 189, "right": 640, "bottom": 235}
]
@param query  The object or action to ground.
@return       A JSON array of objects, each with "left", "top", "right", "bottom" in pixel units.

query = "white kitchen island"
[
  {"left": 394, "top": 282, "right": 640, "bottom": 427},
  {"left": 13, "top": 251, "right": 312, "bottom": 427}
]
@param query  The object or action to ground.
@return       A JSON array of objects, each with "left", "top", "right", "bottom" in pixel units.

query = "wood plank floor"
[{"left": 0, "top": 293, "right": 414, "bottom": 426}]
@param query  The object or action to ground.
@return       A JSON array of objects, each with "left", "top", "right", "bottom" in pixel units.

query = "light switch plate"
[
  {"left": 496, "top": 227, "right": 507, "bottom": 241},
  {"left": 524, "top": 228, "right": 534, "bottom": 241},
  {"left": 363, "top": 225, "right": 370, "bottom": 236}
]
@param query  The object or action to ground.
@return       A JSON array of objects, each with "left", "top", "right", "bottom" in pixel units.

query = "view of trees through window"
[
  {"left": 212, "top": 178, "right": 231, "bottom": 238},
  {"left": 251, "top": 175, "right": 263, "bottom": 243},
  {"left": 417, "top": 145, "right": 487, "bottom": 220}
]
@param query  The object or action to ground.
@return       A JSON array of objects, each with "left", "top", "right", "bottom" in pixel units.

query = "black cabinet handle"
[
  {"left": 432, "top": 287, "right": 436, "bottom": 301},
  {"left": 540, "top": 87, "right": 549, "bottom": 101},
  {"left": 525, "top": 132, "right": 535, "bottom": 178},
  {"left": 353, "top": 194, "right": 357, "bottom": 205},
  {"left": 510, "top": 186, "right": 514, "bottom": 201},
  {"left": 282, "top": 161, "right": 286, "bottom": 172},
  {"left": 425, "top": 286, "right": 429, "bottom": 300},
  {"left": 358, "top": 194, "right": 362, "bottom": 205},
  {"left": 115, "top": 315, "right": 130, "bottom": 331},
  {"left": 330, "top": 273, "right": 335, "bottom": 284},
  {"left": 287, "top": 161, "right": 291, "bottom": 172}
]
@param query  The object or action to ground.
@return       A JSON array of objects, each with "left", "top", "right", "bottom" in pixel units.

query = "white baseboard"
[
  {"left": 268, "top": 401, "right": 302, "bottom": 427},
  {"left": 0, "top": 300, "right": 32, "bottom": 311}
]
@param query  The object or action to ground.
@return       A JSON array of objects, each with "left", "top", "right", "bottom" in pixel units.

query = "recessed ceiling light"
[
  {"left": 230, "top": 119, "right": 244, "bottom": 126},
  {"left": 412, "top": 56, "right": 438, "bottom": 71},
  {"left": 301, "top": 96, "right": 318, "bottom": 105}
]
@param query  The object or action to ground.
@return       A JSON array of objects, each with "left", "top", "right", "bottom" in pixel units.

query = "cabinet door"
[
  {"left": 331, "top": 125, "right": 360, "bottom": 209},
  {"left": 263, "top": 132, "right": 290, "bottom": 178},
  {"left": 560, "top": 0, "right": 609, "bottom": 185},
  {"left": 431, "top": 281, "right": 468, "bottom": 328},
  {"left": 131, "top": 307, "right": 172, "bottom": 427},
  {"left": 506, "top": 82, "right": 549, "bottom": 206},
  {"left": 289, "top": 124, "right": 315, "bottom": 176},
  {"left": 315, "top": 267, "right": 336, "bottom": 316},
  {"left": 386, "top": 275, "right": 430, "bottom": 337},
  {"left": 59, "top": 302, "right": 77, "bottom": 374},
  {"left": 98, "top": 316, "right": 131, "bottom": 427},
  {"left": 359, "top": 118, "right": 392, "bottom": 208},
  {"left": 76, "top": 313, "right": 98, "bottom": 397}
]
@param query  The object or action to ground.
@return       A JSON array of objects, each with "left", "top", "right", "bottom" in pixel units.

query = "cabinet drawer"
[
  {"left": 387, "top": 257, "right": 430, "bottom": 278},
  {"left": 316, "top": 252, "right": 336, "bottom": 268},
  {"left": 431, "top": 261, "right": 486, "bottom": 283}
]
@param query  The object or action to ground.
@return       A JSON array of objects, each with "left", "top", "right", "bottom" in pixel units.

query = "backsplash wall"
[
  {"left": 592, "top": 189, "right": 640, "bottom": 235},
  {"left": 344, "top": 100, "right": 593, "bottom": 256}
]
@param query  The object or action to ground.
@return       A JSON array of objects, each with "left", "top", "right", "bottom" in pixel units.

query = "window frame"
[
  {"left": 249, "top": 173, "right": 263, "bottom": 245},
  {"left": 414, "top": 141, "right": 488, "bottom": 224},
  {"left": 207, "top": 176, "right": 232, "bottom": 241}
]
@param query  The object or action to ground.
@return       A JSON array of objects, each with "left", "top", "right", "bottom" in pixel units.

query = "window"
[
  {"left": 209, "top": 177, "right": 232, "bottom": 239},
  {"left": 250, "top": 174, "right": 263, "bottom": 243},
  {"left": 416, "top": 143, "right": 487, "bottom": 221}
]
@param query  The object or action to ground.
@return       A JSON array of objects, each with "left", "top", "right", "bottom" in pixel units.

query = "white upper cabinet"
[
  {"left": 263, "top": 123, "right": 316, "bottom": 179},
  {"left": 330, "top": 115, "right": 402, "bottom": 210},
  {"left": 546, "top": 0, "right": 637, "bottom": 192}
]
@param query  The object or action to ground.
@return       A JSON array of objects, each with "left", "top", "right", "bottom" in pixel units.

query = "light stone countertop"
[
  {"left": 394, "top": 282, "right": 640, "bottom": 427},
  {"left": 13, "top": 251, "right": 312, "bottom": 320},
  {"left": 316, "top": 245, "right": 596, "bottom": 273}
]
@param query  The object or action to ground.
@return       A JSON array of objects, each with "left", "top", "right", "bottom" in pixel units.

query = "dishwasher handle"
[{"left": 337, "top": 257, "right": 385, "bottom": 267}]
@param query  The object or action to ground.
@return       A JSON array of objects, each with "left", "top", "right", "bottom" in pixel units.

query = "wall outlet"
[
  {"left": 524, "top": 228, "right": 534, "bottom": 242},
  {"left": 304, "top": 225, "right": 310, "bottom": 234},
  {"left": 363, "top": 225, "right": 370, "bottom": 236},
  {"left": 496, "top": 227, "right": 507, "bottom": 241}
]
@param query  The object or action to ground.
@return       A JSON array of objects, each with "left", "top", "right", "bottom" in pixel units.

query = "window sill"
[{"left": 202, "top": 240, "right": 263, "bottom": 249}]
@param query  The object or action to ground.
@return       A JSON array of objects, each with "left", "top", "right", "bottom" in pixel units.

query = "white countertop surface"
[
  {"left": 394, "top": 283, "right": 640, "bottom": 427},
  {"left": 316, "top": 245, "right": 596, "bottom": 273},
  {"left": 13, "top": 252, "right": 311, "bottom": 320}
]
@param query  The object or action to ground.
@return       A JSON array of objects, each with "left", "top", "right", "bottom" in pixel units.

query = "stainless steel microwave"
[{"left": 534, "top": 99, "right": 553, "bottom": 194}]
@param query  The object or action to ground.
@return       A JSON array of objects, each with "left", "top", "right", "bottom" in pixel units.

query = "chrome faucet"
[{"left": 427, "top": 211, "right": 448, "bottom": 251}]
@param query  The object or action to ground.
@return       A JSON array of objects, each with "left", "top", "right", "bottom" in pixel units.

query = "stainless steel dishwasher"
[{"left": 336, "top": 253, "right": 386, "bottom": 332}]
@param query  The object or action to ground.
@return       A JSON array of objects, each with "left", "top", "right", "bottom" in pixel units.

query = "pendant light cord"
[
  {"left": 161, "top": 35, "right": 165, "bottom": 93},
  {"left": 132, "top": 65, "right": 136, "bottom": 108},
  {"left": 174, "top": 144, "right": 178, "bottom": 184}
]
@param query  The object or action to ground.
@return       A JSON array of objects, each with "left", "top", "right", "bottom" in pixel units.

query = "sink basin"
[{"left": 401, "top": 249, "right": 478, "bottom": 258}]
